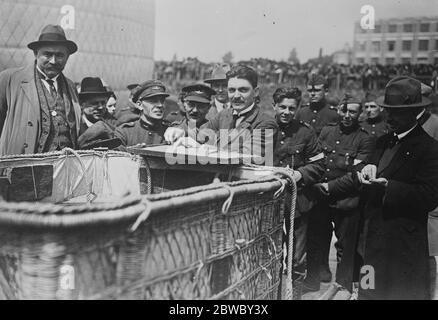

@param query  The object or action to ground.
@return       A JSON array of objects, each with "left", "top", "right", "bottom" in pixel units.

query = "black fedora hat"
[
  {"left": 78, "top": 77, "right": 113, "bottom": 101},
  {"left": 376, "top": 76, "right": 431, "bottom": 108},
  {"left": 28, "top": 24, "right": 78, "bottom": 54}
]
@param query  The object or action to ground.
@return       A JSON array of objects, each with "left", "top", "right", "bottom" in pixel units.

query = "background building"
[
  {"left": 0, "top": 0, "right": 155, "bottom": 90},
  {"left": 353, "top": 16, "right": 438, "bottom": 65}
]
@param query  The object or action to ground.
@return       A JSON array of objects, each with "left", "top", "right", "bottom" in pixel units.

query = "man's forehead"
[
  {"left": 340, "top": 103, "right": 361, "bottom": 110},
  {"left": 278, "top": 98, "right": 298, "bottom": 106},
  {"left": 228, "top": 77, "right": 253, "bottom": 88},
  {"left": 37, "top": 45, "right": 69, "bottom": 53}
]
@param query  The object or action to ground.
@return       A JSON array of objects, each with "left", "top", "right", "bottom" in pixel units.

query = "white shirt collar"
[
  {"left": 36, "top": 65, "right": 60, "bottom": 92},
  {"left": 397, "top": 124, "right": 417, "bottom": 140},
  {"left": 232, "top": 103, "right": 255, "bottom": 117}
]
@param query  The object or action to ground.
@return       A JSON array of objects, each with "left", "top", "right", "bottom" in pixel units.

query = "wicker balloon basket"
[{"left": 0, "top": 150, "right": 296, "bottom": 300}]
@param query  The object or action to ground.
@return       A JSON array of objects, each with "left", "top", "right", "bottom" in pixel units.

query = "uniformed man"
[
  {"left": 114, "top": 80, "right": 170, "bottom": 149},
  {"left": 360, "top": 92, "right": 389, "bottom": 139},
  {"left": 272, "top": 87, "right": 325, "bottom": 288},
  {"left": 204, "top": 63, "right": 231, "bottom": 121},
  {"left": 295, "top": 74, "right": 339, "bottom": 136},
  {"left": 173, "top": 83, "right": 216, "bottom": 138},
  {"left": 303, "top": 94, "right": 375, "bottom": 297}
]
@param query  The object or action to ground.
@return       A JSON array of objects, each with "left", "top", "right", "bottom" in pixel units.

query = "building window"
[
  {"left": 435, "top": 57, "right": 438, "bottom": 65},
  {"left": 402, "top": 40, "right": 412, "bottom": 51},
  {"left": 417, "top": 57, "right": 429, "bottom": 64},
  {"left": 371, "top": 57, "right": 379, "bottom": 64},
  {"left": 419, "top": 40, "right": 429, "bottom": 51},
  {"left": 420, "top": 23, "right": 430, "bottom": 32},
  {"left": 372, "top": 41, "right": 381, "bottom": 52},
  {"left": 386, "top": 58, "right": 395, "bottom": 65},
  {"left": 374, "top": 25, "right": 381, "bottom": 33},
  {"left": 403, "top": 24, "right": 413, "bottom": 32},
  {"left": 402, "top": 58, "right": 411, "bottom": 64},
  {"left": 357, "top": 42, "right": 366, "bottom": 51},
  {"left": 356, "top": 58, "right": 365, "bottom": 64},
  {"left": 387, "top": 41, "right": 396, "bottom": 52},
  {"left": 388, "top": 24, "right": 397, "bottom": 33},
  {"left": 436, "top": 39, "right": 438, "bottom": 50}
]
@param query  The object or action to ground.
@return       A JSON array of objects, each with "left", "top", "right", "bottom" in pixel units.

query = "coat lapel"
[
  {"left": 22, "top": 64, "right": 49, "bottom": 120},
  {"left": 378, "top": 126, "right": 423, "bottom": 177}
]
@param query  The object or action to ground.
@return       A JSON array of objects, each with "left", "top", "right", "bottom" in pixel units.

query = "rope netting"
[{"left": 0, "top": 152, "right": 297, "bottom": 300}]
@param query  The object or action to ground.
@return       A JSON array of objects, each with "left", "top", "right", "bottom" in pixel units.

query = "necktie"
[
  {"left": 230, "top": 113, "right": 239, "bottom": 129},
  {"left": 46, "top": 79, "right": 57, "bottom": 97},
  {"left": 378, "top": 135, "right": 400, "bottom": 172}
]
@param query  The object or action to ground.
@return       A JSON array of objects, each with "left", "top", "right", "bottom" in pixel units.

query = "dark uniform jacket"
[
  {"left": 295, "top": 100, "right": 339, "bottom": 135},
  {"left": 319, "top": 123, "right": 375, "bottom": 210},
  {"left": 198, "top": 105, "right": 278, "bottom": 162},
  {"left": 360, "top": 115, "right": 389, "bottom": 139},
  {"left": 274, "top": 119, "right": 325, "bottom": 214},
  {"left": 355, "top": 126, "right": 438, "bottom": 300},
  {"left": 114, "top": 117, "right": 169, "bottom": 150}
]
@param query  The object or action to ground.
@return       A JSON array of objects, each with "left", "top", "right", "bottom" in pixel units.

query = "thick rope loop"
[{"left": 221, "top": 185, "right": 235, "bottom": 215}]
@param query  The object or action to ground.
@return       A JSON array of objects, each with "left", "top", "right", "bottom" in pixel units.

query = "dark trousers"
[
  {"left": 306, "top": 201, "right": 362, "bottom": 291},
  {"left": 284, "top": 210, "right": 308, "bottom": 279}
]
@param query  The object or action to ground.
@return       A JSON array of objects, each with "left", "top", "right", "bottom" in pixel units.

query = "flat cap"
[{"left": 131, "top": 80, "right": 169, "bottom": 103}]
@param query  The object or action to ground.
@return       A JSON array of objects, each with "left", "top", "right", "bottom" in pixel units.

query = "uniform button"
[
  {"left": 372, "top": 124, "right": 375, "bottom": 127},
  {"left": 329, "top": 159, "right": 333, "bottom": 162},
  {"left": 279, "top": 160, "right": 283, "bottom": 164},
  {"left": 326, "top": 168, "right": 330, "bottom": 172},
  {"left": 23, "top": 143, "right": 28, "bottom": 148},
  {"left": 148, "top": 132, "right": 152, "bottom": 135},
  {"left": 295, "top": 150, "right": 300, "bottom": 153},
  {"left": 281, "top": 131, "right": 285, "bottom": 136},
  {"left": 313, "top": 110, "right": 317, "bottom": 114},
  {"left": 312, "top": 119, "right": 316, "bottom": 123},
  {"left": 280, "top": 141, "right": 284, "bottom": 145},
  {"left": 28, "top": 121, "right": 33, "bottom": 127},
  {"left": 332, "top": 150, "right": 336, "bottom": 153},
  {"left": 43, "top": 118, "right": 48, "bottom": 122},
  {"left": 51, "top": 111, "right": 57, "bottom": 117},
  {"left": 371, "top": 131, "right": 375, "bottom": 135},
  {"left": 336, "top": 141, "right": 340, "bottom": 144}
]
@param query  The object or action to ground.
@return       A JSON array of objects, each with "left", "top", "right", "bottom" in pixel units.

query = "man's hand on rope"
[
  {"left": 313, "top": 182, "right": 329, "bottom": 197},
  {"left": 293, "top": 170, "right": 302, "bottom": 183}
]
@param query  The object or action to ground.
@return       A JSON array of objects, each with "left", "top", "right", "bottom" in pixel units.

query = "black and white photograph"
[{"left": 0, "top": 0, "right": 438, "bottom": 303}]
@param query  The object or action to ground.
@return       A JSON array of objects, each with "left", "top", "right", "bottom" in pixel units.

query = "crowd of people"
[
  {"left": 2, "top": 24, "right": 438, "bottom": 301},
  {"left": 155, "top": 57, "right": 438, "bottom": 92}
]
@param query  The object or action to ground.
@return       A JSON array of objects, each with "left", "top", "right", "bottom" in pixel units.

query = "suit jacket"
[
  {"left": 198, "top": 105, "right": 278, "bottom": 164},
  {"left": 358, "top": 125, "right": 438, "bottom": 300},
  {"left": 0, "top": 64, "right": 81, "bottom": 155}
]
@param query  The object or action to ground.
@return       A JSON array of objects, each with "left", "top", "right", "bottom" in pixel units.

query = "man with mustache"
[
  {"left": 360, "top": 92, "right": 389, "bottom": 139},
  {"left": 165, "top": 65, "right": 278, "bottom": 161},
  {"left": 295, "top": 74, "right": 339, "bottom": 136},
  {"left": 303, "top": 94, "right": 375, "bottom": 298},
  {"left": 0, "top": 24, "right": 82, "bottom": 155},
  {"left": 114, "top": 80, "right": 170, "bottom": 149},
  {"left": 204, "top": 63, "right": 231, "bottom": 121},
  {"left": 174, "top": 84, "right": 216, "bottom": 138},
  {"left": 272, "top": 87, "right": 325, "bottom": 294}
]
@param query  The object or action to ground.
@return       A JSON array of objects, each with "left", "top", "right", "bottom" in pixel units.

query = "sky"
[{"left": 155, "top": 0, "right": 438, "bottom": 63}]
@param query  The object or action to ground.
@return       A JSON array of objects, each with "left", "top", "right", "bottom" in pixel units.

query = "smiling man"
[
  {"left": 165, "top": 65, "right": 278, "bottom": 162},
  {"left": 272, "top": 87, "right": 325, "bottom": 287},
  {"left": 114, "top": 80, "right": 170, "bottom": 148},
  {"left": 0, "top": 24, "right": 81, "bottom": 155}
]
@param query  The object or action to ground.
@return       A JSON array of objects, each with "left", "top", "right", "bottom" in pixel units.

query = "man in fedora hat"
[
  {"left": 331, "top": 76, "right": 438, "bottom": 299},
  {"left": 77, "top": 77, "right": 122, "bottom": 149},
  {"left": 204, "top": 63, "right": 231, "bottom": 121},
  {"left": 0, "top": 24, "right": 81, "bottom": 155},
  {"left": 114, "top": 80, "right": 171, "bottom": 149}
]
